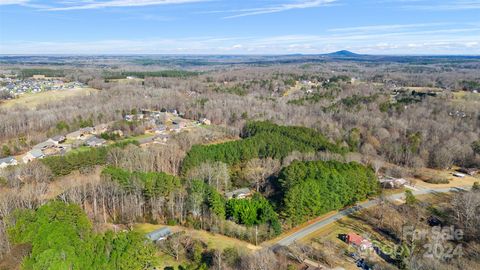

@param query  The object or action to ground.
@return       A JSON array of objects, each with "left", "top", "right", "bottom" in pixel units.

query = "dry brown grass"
[{"left": 0, "top": 87, "right": 96, "bottom": 110}]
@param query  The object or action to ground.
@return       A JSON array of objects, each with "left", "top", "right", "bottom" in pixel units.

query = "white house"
[{"left": 0, "top": 156, "right": 18, "bottom": 169}]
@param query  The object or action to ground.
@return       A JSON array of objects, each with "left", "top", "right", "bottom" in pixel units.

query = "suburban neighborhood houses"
[
  {"left": 0, "top": 75, "right": 86, "bottom": 98},
  {"left": 0, "top": 108, "right": 211, "bottom": 170}
]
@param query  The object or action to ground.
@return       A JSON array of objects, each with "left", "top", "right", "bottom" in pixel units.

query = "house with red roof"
[{"left": 346, "top": 233, "right": 373, "bottom": 251}]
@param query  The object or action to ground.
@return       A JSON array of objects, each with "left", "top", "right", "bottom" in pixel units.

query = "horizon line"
[{"left": 1, "top": 52, "right": 480, "bottom": 57}]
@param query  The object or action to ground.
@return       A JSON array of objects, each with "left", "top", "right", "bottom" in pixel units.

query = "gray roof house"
[
  {"left": 0, "top": 156, "right": 18, "bottom": 169},
  {"left": 146, "top": 227, "right": 172, "bottom": 242},
  {"left": 23, "top": 149, "right": 45, "bottom": 163},
  {"left": 33, "top": 140, "right": 56, "bottom": 150},
  {"left": 85, "top": 137, "right": 106, "bottom": 147},
  {"left": 49, "top": 135, "right": 66, "bottom": 144}
]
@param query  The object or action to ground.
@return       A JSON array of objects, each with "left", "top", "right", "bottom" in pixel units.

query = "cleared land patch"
[{"left": 0, "top": 87, "right": 96, "bottom": 109}]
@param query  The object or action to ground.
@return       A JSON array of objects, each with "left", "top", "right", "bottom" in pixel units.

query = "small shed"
[{"left": 146, "top": 227, "right": 172, "bottom": 242}]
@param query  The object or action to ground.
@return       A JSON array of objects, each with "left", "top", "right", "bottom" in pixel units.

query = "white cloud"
[
  {"left": 328, "top": 23, "right": 449, "bottom": 32},
  {"left": 222, "top": 0, "right": 338, "bottom": 19},
  {"left": 44, "top": 0, "right": 209, "bottom": 11},
  {"left": 0, "top": 0, "right": 29, "bottom": 5},
  {"left": 2, "top": 28, "right": 479, "bottom": 55}
]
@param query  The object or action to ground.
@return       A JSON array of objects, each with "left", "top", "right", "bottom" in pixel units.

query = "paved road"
[{"left": 275, "top": 185, "right": 469, "bottom": 246}]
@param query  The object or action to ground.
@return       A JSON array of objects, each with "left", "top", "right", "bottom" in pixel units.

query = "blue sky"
[{"left": 0, "top": 0, "right": 479, "bottom": 55}]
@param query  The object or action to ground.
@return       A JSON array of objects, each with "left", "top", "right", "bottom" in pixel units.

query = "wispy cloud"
[
  {"left": 0, "top": 0, "right": 29, "bottom": 5},
  {"left": 221, "top": 0, "right": 339, "bottom": 19},
  {"left": 2, "top": 25, "right": 479, "bottom": 55},
  {"left": 402, "top": 0, "right": 480, "bottom": 11},
  {"left": 43, "top": 0, "right": 209, "bottom": 11},
  {"left": 328, "top": 22, "right": 449, "bottom": 32}
]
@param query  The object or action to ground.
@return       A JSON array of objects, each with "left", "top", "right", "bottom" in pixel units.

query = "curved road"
[{"left": 275, "top": 186, "right": 469, "bottom": 246}]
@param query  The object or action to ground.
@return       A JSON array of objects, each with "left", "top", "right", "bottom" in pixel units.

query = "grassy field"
[
  {"left": 412, "top": 167, "right": 479, "bottom": 189},
  {"left": 452, "top": 91, "right": 480, "bottom": 104},
  {"left": 0, "top": 87, "right": 96, "bottom": 110},
  {"left": 68, "top": 146, "right": 91, "bottom": 154}
]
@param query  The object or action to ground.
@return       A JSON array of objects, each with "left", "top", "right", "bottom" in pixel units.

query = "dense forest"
[
  {"left": 7, "top": 201, "right": 157, "bottom": 269},
  {"left": 277, "top": 160, "right": 379, "bottom": 225},
  {"left": 181, "top": 121, "right": 346, "bottom": 174}
]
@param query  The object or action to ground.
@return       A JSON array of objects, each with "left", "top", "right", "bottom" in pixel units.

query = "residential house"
[
  {"left": 23, "top": 149, "right": 45, "bottom": 163},
  {"left": 48, "top": 135, "right": 66, "bottom": 145},
  {"left": 345, "top": 233, "right": 373, "bottom": 251},
  {"left": 0, "top": 156, "right": 18, "bottom": 169},
  {"left": 32, "top": 140, "right": 56, "bottom": 150},
  {"left": 225, "top": 188, "right": 252, "bottom": 199},
  {"left": 85, "top": 137, "right": 107, "bottom": 147},
  {"left": 379, "top": 176, "right": 407, "bottom": 189},
  {"left": 146, "top": 227, "right": 172, "bottom": 242}
]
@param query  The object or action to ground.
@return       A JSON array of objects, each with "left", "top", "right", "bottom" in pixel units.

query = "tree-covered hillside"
[
  {"left": 181, "top": 121, "right": 346, "bottom": 174},
  {"left": 278, "top": 160, "right": 379, "bottom": 225},
  {"left": 7, "top": 201, "right": 157, "bottom": 270}
]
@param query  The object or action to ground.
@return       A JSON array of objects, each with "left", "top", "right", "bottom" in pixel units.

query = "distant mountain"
[{"left": 324, "top": 50, "right": 362, "bottom": 57}]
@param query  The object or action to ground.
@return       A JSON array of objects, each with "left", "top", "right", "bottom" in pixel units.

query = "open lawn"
[
  {"left": 412, "top": 167, "right": 479, "bottom": 189},
  {"left": 0, "top": 87, "right": 97, "bottom": 110}
]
